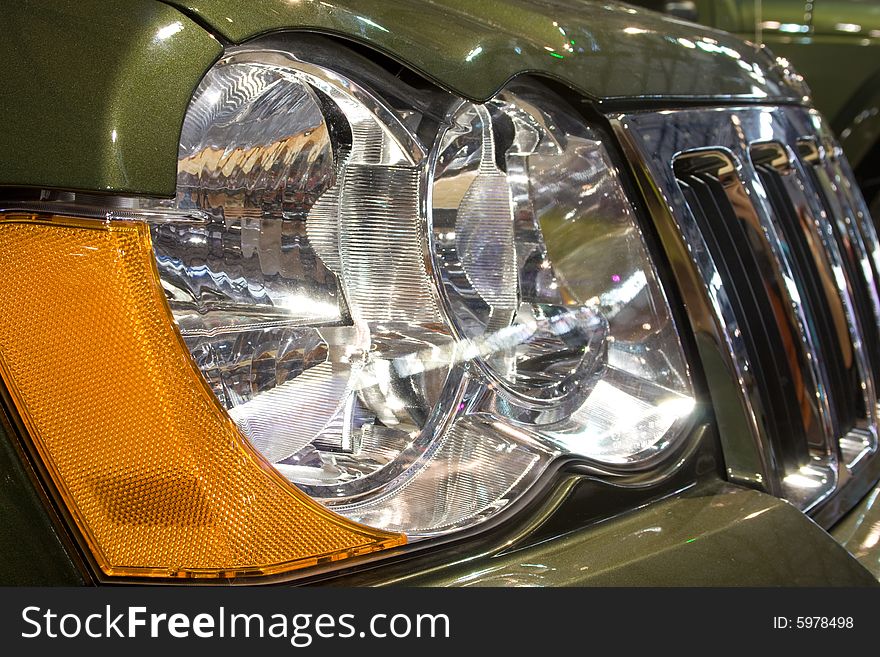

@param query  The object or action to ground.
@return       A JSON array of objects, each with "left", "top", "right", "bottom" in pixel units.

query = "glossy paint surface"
[
  {"left": 0, "top": 0, "right": 803, "bottom": 198},
  {"left": 0, "top": 0, "right": 877, "bottom": 586},
  {"left": 832, "top": 479, "right": 880, "bottom": 578},
  {"left": 0, "top": 0, "right": 221, "bottom": 197},
  {"left": 362, "top": 484, "right": 877, "bottom": 586},
  {"left": 164, "top": 0, "right": 801, "bottom": 103}
]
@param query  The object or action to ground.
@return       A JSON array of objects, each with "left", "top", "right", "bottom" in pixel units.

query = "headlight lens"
[
  {"left": 155, "top": 49, "right": 694, "bottom": 537},
  {"left": 0, "top": 43, "right": 696, "bottom": 577},
  {"left": 430, "top": 85, "right": 694, "bottom": 459}
]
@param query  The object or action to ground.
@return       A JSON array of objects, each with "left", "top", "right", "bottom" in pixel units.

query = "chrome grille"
[
  {"left": 615, "top": 107, "right": 879, "bottom": 516},
  {"left": 751, "top": 146, "right": 873, "bottom": 460}
]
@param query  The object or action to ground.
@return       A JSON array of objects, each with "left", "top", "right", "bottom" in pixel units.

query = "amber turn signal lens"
[{"left": 0, "top": 214, "right": 404, "bottom": 579}]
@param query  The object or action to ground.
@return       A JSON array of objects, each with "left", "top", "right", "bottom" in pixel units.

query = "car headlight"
[{"left": 0, "top": 42, "right": 694, "bottom": 578}]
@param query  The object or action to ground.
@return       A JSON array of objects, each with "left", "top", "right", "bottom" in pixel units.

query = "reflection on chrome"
[{"left": 619, "top": 106, "right": 879, "bottom": 515}]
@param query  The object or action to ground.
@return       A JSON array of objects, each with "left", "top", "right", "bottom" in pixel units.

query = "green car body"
[{"left": 1, "top": 0, "right": 880, "bottom": 586}]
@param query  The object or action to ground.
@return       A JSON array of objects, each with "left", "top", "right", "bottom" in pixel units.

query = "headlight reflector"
[
  {"left": 153, "top": 50, "right": 695, "bottom": 536},
  {"left": 430, "top": 84, "right": 694, "bottom": 460}
]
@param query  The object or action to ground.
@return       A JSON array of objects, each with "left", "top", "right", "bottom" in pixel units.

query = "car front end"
[{"left": 1, "top": 0, "right": 878, "bottom": 586}]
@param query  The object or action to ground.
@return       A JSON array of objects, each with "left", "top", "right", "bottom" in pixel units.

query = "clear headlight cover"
[{"left": 151, "top": 45, "right": 695, "bottom": 537}]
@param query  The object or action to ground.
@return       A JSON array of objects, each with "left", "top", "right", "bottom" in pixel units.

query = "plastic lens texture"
[
  {"left": 431, "top": 90, "right": 694, "bottom": 459},
  {"left": 0, "top": 215, "right": 403, "bottom": 578},
  {"left": 152, "top": 49, "right": 695, "bottom": 537}
]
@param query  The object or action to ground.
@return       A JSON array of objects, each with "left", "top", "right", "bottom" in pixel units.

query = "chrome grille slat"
[
  {"left": 751, "top": 147, "right": 876, "bottom": 456},
  {"left": 801, "top": 143, "right": 880, "bottom": 398},
  {"left": 616, "top": 106, "right": 879, "bottom": 514},
  {"left": 675, "top": 160, "right": 819, "bottom": 470}
]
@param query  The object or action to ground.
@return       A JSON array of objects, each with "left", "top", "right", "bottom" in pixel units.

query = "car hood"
[{"left": 161, "top": 0, "right": 803, "bottom": 103}]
